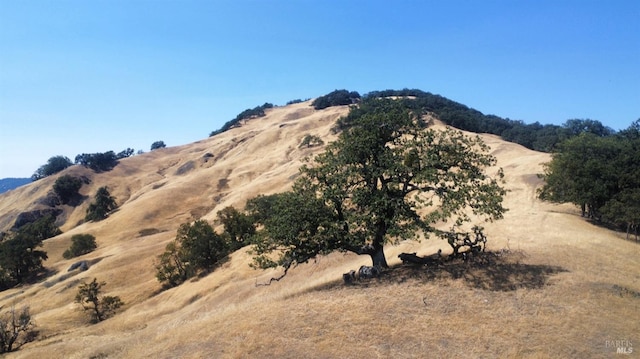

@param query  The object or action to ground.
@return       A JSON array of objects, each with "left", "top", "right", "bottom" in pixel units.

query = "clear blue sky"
[{"left": 1, "top": 0, "right": 638, "bottom": 178}]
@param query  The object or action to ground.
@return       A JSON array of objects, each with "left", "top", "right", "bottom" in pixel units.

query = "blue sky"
[{"left": 1, "top": 0, "right": 638, "bottom": 178}]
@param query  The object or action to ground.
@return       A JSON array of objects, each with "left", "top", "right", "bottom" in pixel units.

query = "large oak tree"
[{"left": 247, "top": 98, "right": 507, "bottom": 277}]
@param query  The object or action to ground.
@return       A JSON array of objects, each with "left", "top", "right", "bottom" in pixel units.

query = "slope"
[{"left": 0, "top": 100, "right": 637, "bottom": 358}]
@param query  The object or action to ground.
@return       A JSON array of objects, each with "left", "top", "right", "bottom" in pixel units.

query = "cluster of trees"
[
  {"left": 246, "top": 98, "right": 506, "bottom": 277},
  {"left": 32, "top": 147, "right": 139, "bottom": 181},
  {"left": 31, "top": 156, "right": 73, "bottom": 181},
  {"left": 0, "top": 215, "right": 59, "bottom": 289},
  {"left": 210, "top": 103, "right": 274, "bottom": 137},
  {"left": 156, "top": 207, "right": 254, "bottom": 288},
  {"left": 169, "top": 97, "right": 506, "bottom": 286},
  {"left": 0, "top": 186, "right": 113, "bottom": 287},
  {"left": 539, "top": 120, "right": 640, "bottom": 239},
  {"left": 311, "top": 89, "right": 360, "bottom": 110},
  {"left": 362, "top": 89, "right": 617, "bottom": 153}
]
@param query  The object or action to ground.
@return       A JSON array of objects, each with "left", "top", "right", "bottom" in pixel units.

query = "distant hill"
[{"left": 0, "top": 177, "right": 31, "bottom": 194}]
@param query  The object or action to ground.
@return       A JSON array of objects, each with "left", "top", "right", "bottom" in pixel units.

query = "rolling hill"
[
  {"left": 0, "top": 100, "right": 637, "bottom": 358},
  {"left": 0, "top": 178, "right": 31, "bottom": 195}
]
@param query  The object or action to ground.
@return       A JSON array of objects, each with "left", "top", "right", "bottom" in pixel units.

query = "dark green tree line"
[{"left": 539, "top": 120, "right": 640, "bottom": 239}]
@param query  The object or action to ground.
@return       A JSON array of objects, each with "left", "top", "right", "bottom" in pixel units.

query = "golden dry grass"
[{"left": 0, "top": 100, "right": 638, "bottom": 358}]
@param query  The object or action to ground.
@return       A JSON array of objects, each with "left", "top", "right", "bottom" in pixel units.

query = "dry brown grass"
[{"left": 0, "top": 100, "right": 638, "bottom": 358}]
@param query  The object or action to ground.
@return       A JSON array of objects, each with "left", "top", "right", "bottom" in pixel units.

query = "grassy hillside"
[{"left": 0, "top": 100, "right": 637, "bottom": 358}]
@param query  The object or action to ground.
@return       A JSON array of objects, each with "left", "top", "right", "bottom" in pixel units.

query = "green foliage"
[
  {"left": 286, "top": 98, "right": 308, "bottom": 105},
  {"left": 53, "top": 175, "right": 83, "bottom": 205},
  {"left": 312, "top": 89, "right": 360, "bottom": 110},
  {"left": 299, "top": 134, "right": 324, "bottom": 148},
  {"left": 0, "top": 215, "right": 57, "bottom": 288},
  {"left": 75, "top": 151, "right": 118, "bottom": 172},
  {"left": 0, "top": 306, "right": 37, "bottom": 353},
  {"left": 217, "top": 206, "right": 256, "bottom": 251},
  {"left": 363, "top": 89, "right": 618, "bottom": 153},
  {"left": 32, "top": 155, "right": 73, "bottom": 181},
  {"left": 116, "top": 148, "right": 135, "bottom": 159},
  {"left": 75, "top": 278, "right": 123, "bottom": 323},
  {"left": 155, "top": 220, "right": 229, "bottom": 288},
  {"left": 63, "top": 234, "right": 97, "bottom": 259},
  {"left": 562, "top": 118, "right": 615, "bottom": 137},
  {"left": 150, "top": 141, "right": 166, "bottom": 150},
  {"left": 248, "top": 98, "right": 507, "bottom": 275},
  {"left": 85, "top": 187, "right": 117, "bottom": 222},
  {"left": 539, "top": 123, "right": 640, "bottom": 238},
  {"left": 210, "top": 102, "right": 274, "bottom": 137}
]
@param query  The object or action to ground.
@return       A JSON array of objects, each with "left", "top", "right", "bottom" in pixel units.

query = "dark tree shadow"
[
  {"left": 387, "top": 251, "right": 567, "bottom": 291},
  {"left": 332, "top": 251, "right": 568, "bottom": 292}
]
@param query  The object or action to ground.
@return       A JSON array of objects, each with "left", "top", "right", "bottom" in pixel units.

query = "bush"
[
  {"left": 53, "top": 175, "right": 83, "bottom": 205},
  {"left": 63, "top": 234, "right": 97, "bottom": 259}
]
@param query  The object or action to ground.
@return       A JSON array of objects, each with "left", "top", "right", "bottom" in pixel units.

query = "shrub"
[{"left": 63, "top": 234, "right": 97, "bottom": 259}]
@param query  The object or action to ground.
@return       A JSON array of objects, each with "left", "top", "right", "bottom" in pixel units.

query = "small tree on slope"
[{"left": 75, "top": 278, "right": 123, "bottom": 323}]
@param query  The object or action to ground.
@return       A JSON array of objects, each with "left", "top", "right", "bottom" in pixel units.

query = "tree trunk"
[{"left": 369, "top": 243, "right": 388, "bottom": 269}]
